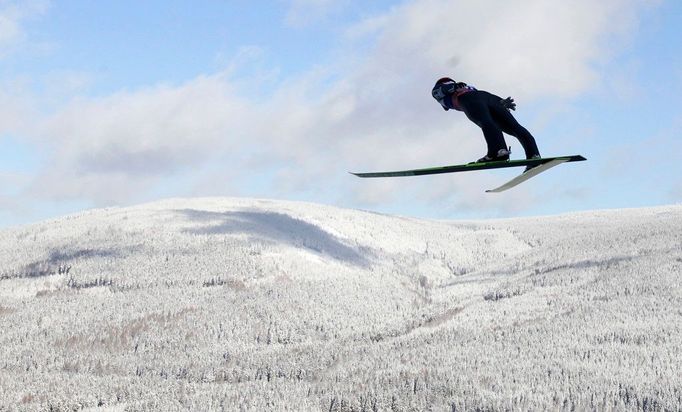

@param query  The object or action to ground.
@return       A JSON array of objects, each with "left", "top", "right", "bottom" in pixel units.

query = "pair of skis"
[{"left": 350, "top": 155, "right": 586, "bottom": 193}]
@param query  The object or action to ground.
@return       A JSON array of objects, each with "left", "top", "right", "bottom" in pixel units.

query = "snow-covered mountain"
[{"left": 1, "top": 198, "right": 680, "bottom": 411}]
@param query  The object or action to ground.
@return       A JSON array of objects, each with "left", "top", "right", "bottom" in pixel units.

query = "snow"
[{"left": 0, "top": 197, "right": 680, "bottom": 411}]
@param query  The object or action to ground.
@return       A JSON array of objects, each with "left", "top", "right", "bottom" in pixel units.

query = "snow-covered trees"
[{"left": 0, "top": 198, "right": 680, "bottom": 410}]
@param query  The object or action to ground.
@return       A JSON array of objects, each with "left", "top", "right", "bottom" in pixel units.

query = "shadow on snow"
[
  {"left": 2, "top": 248, "right": 122, "bottom": 280},
  {"left": 176, "top": 209, "right": 372, "bottom": 268}
]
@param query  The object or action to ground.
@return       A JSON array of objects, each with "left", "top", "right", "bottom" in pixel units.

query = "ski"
[
  {"left": 485, "top": 158, "right": 570, "bottom": 193},
  {"left": 350, "top": 155, "right": 586, "bottom": 178}
]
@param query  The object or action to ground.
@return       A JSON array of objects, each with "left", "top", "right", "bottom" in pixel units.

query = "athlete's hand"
[{"left": 501, "top": 97, "right": 516, "bottom": 111}]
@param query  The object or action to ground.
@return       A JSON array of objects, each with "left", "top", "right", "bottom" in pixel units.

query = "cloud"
[
  {"left": 359, "top": 0, "right": 647, "bottom": 99},
  {"left": 17, "top": 0, "right": 658, "bottom": 214},
  {"left": 0, "top": 0, "right": 49, "bottom": 56},
  {"left": 27, "top": 73, "right": 258, "bottom": 204}
]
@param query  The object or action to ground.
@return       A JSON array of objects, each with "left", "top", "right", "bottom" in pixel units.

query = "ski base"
[{"left": 485, "top": 158, "right": 569, "bottom": 193}]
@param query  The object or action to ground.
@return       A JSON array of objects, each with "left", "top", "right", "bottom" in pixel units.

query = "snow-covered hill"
[{"left": 0, "top": 198, "right": 680, "bottom": 411}]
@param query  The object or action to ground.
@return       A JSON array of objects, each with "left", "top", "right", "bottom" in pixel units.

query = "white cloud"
[
  {"left": 0, "top": 0, "right": 49, "bottom": 56},
  {"left": 28, "top": 73, "right": 258, "bottom": 204},
  {"left": 362, "top": 0, "right": 646, "bottom": 99},
  {"left": 17, "top": 0, "right": 658, "bottom": 213}
]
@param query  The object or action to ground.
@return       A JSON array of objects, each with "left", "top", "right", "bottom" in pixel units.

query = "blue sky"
[{"left": 0, "top": 0, "right": 681, "bottom": 228}]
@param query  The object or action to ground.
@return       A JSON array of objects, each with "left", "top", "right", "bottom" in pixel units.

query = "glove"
[{"left": 500, "top": 96, "right": 516, "bottom": 111}]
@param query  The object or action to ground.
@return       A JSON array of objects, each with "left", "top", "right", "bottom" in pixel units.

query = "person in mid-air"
[{"left": 432, "top": 77, "right": 541, "bottom": 164}]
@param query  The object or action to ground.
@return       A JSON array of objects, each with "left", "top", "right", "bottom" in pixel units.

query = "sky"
[{"left": 0, "top": 0, "right": 680, "bottom": 228}]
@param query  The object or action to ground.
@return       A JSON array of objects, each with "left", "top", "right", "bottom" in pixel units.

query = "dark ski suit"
[{"left": 439, "top": 83, "right": 540, "bottom": 159}]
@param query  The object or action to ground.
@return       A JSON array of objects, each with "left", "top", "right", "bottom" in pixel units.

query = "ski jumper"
[{"left": 439, "top": 82, "right": 540, "bottom": 159}]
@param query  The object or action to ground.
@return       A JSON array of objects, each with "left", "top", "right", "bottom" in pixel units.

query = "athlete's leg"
[
  {"left": 458, "top": 92, "right": 508, "bottom": 157},
  {"left": 486, "top": 93, "right": 540, "bottom": 158}
]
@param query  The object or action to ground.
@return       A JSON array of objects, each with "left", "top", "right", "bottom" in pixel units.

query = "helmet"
[
  {"left": 434, "top": 77, "right": 455, "bottom": 85},
  {"left": 432, "top": 77, "right": 456, "bottom": 110}
]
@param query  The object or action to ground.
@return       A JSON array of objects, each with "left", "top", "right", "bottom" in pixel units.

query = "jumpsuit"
[{"left": 445, "top": 87, "right": 540, "bottom": 159}]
